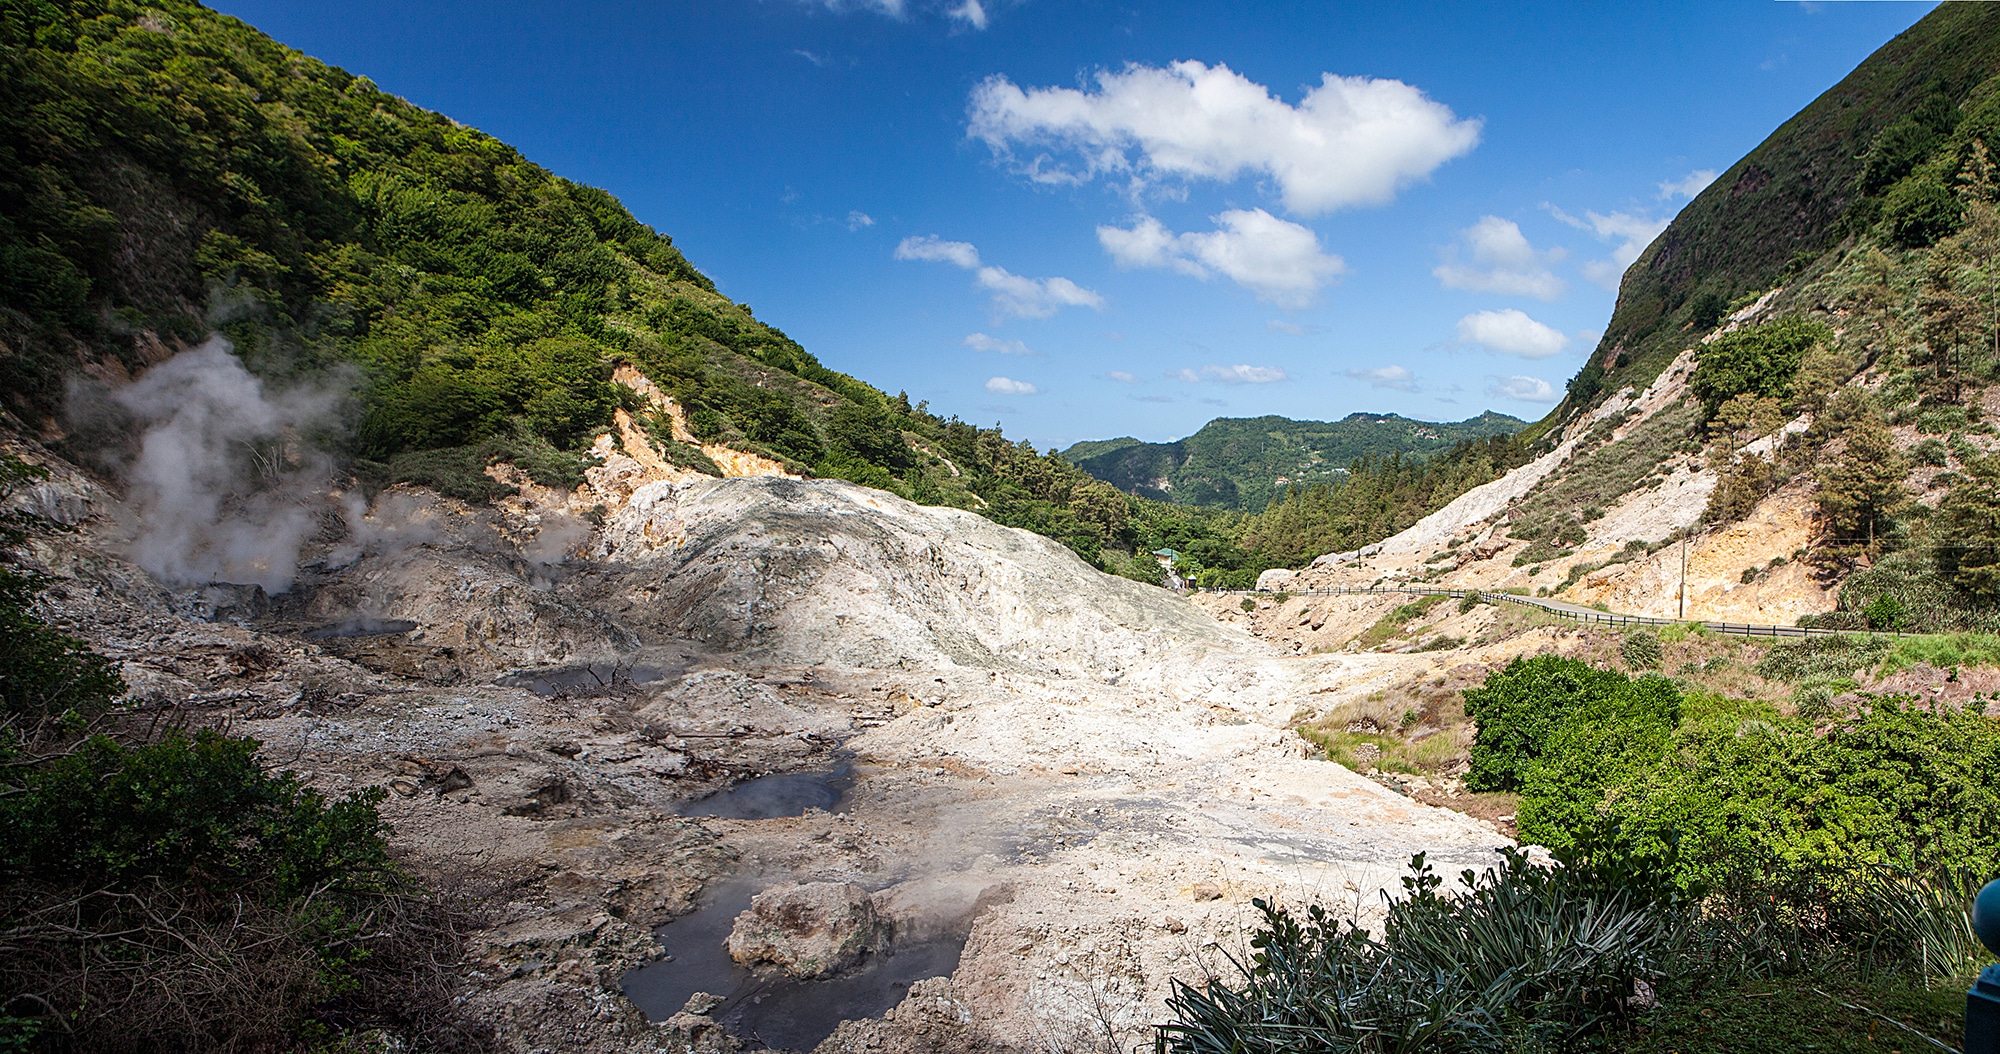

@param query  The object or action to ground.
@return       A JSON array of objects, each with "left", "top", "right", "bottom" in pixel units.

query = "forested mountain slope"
[
  {"left": 0, "top": 0, "right": 1146, "bottom": 561},
  {"left": 1271, "top": 1, "right": 2000, "bottom": 634},
  {"left": 1060, "top": 411, "right": 1523, "bottom": 511}
]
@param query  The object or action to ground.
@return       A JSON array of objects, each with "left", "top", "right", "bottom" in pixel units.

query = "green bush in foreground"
[
  {"left": 0, "top": 482, "right": 481, "bottom": 1050},
  {"left": 1158, "top": 851, "right": 1689, "bottom": 1054}
]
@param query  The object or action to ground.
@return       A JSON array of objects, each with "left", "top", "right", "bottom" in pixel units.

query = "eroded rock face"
[{"left": 726, "top": 881, "right": 887, "bottom": 978}]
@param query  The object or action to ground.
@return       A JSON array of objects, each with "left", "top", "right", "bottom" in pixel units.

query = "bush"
[
  {"left": 1621, "top": 630, "right": 1664, "bottom": 671},
  {"left": 1864, "top": 592, "right": 1907, "bottom": 631},
  {"left": 1689, "top": 316, "right": 1832, "bottom": 424},
  {"left": 1156, "top": 851, "right": 1693, "bottom": 1054},
  {"left": 1461, "top": 655, "right": 1634, "bottom": 792},
  {"left": 1518, "top": 691, "right": 2000, "bottom": 901},
  {"left": 0, "top": 558, "right": 483, "bottom": 1049}
]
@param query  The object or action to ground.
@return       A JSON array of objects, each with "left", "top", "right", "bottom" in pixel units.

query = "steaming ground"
[{"left": 5, "top": 361, "right": 1509, "bottom": 1052}]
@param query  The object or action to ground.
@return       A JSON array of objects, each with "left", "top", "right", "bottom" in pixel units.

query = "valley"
[{"left": 11, "top": 2, "right": 2000, "bottom": 1052}]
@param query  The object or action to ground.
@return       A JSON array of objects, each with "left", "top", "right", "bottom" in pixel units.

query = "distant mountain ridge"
[{"left": 1060, "top": 411, "right": 1525, "bottom": 511}]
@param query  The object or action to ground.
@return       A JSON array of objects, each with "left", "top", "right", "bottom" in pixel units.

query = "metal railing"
[{"left": 1199, "top": 584, "right": 1899, "bottom": 640}]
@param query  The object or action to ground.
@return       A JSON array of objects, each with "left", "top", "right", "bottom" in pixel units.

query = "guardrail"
[{"left": 1199, "top": 584, "right": 1899, "bottom": 640}]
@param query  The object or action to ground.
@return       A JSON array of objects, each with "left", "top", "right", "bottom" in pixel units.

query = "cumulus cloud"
[
  {"left": 1346, "top": 365, "right": 1419, "bottom": 392},
  {"left": 1547, "top": 205, "right": 1669, "bottom": 291},
  {"left": 1201, "top": 363, "right": 1287, "bottom": 384},
  {"left": 1169, "top": 368, "right": 1202, "bottom": 383},
  {"left": 896, "top": 235, "right": 1103, "bottom": 319},
  {"left": 1107, "top": 370, "right": 1139, "bottom": 382},
  {"left": 1456, "top": 308, "right": 1570, "bottom": 358},
  {"left": 1432, "top": 216, "right": 1565, "bottom": 300},
  {"left": 964, "top": 332, "right": 1034, "bottom": 355},
  {"left": 968, "top": 60, "right": 1480, "bottom": 215},
  {"left": 1658, "top": 169, "right": 1718, "bottom": 200},
  {"left": 1098, "top": 209, "right": 1346, "bottom": 307},
  {"left": 984, "top": 376, "right": 1038, "bottom": 394},
  {"left": 976, "top": 266, "right": 1104, "bottom": 318},
  {"left": 1486, "top": 374, "right": 1557, "bottom": 402},
  {"left": 947, "top": 0, "right": 987, "bottom": 28},
  {"left": 847, "top": 210, "right": 876, "bottom": 230}
]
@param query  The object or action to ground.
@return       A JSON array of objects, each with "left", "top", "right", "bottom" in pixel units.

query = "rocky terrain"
[{"left": 3, "top": 403, "right": 1510, "bottom": 1053}]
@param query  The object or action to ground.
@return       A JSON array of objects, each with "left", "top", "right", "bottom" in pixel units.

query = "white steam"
[{"left": 107, "top": 337, "right": 342, "bottom": 594}]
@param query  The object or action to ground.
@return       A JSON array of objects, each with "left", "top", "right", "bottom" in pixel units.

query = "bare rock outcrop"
[{"left": 727, "top": 881, "right": 888, "bottom": 978}]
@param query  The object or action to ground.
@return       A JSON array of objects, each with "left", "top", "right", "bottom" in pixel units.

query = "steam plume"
[{"left": 106, "top": 337, "right": 342, "bottom": 593}]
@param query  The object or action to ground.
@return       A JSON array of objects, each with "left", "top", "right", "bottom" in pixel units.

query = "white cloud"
[
  {"left": 1486, "top": 374, "right": 1557, "bottom": 402},
  {"left": 1547, "top": 205, "right": 1669, "bottom": 291},
  {"left": 896, "top": 235, "right": 1104, "bottom": 319},
  {"left": 1098, "top": 209, "right": 1346, "bottom": 308},
  {"left": 1201, "top": 363, "right": 1287, "bottom": 384},
  {"left": 968, "top": 60, "right": 1480, "bottom": 215},
  {"left": 1169, "top": 368, "right": 1201, "bottom": 383},
  {"left": 975, "top": 266, "right": 1104, "bottom": 318},
  {"left": 947, "top": 0, "right": 987, "bottom": 28},
  {"left": 1657, "top": 169, "right": 1718, "bottom": 200},
  {"left": 964, "top": 332, "right": 1033, "bottom": 355},
  {"left": 895, "top": 234, "right": 980, "bottom": 268},
  {"left": 847, "top": 210, "right": 876, "bottom": 230},
  {"left": 1107, "top": 370, "right": 1138, "bottom": 383},
  {"left": 984, "top": 376, "right": 1038, "bottom": 395},
  {"left": 1346, "top": 365, "right": 1419, "bottom": 392},
  {"left": 1456, "top": 308, "right": 1570, "bottom": 359},
  {"left": 807, "top": 0, "right": 905, "bottom": 14},
  {"left": 1432, "top": 216, "right": 1565, "bottom": 301}
]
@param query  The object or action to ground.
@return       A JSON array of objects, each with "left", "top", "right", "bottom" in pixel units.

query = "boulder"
[
  {"left": 726, "top": 881, "right": 886, "bottom": 978},
  {"left": 1255, "top": 568, "right": 1297, "bottom": 591}
]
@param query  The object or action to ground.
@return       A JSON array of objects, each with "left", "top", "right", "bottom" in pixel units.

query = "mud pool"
[
  {"left": 676, "top": 765, "right": 855, "bottom": 820},
  {"left": 622, "top": 882, "right": 969, "bottom": 1051}
]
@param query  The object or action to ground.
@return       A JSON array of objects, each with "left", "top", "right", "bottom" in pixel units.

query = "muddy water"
[
  {"left": 496, "top": 662, "right": 676, "bottom": 696},
  {"left": 302, "top": 617, "right": 418, "bottom": 639},
  {"left": 677, "top": 766, "right": 855, "bottom": 820},
  {"left": 622, "top": 881, "right": 968, "bottom": 1051}
]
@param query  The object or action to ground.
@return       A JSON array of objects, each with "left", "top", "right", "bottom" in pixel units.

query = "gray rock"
[{"left": 727, "top": 881, "right": 886, "bottom": 978}]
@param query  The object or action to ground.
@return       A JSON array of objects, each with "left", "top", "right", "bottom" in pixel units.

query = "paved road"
[{"left": 1202, "top": 584, "right": 1895, "bottom": 640}]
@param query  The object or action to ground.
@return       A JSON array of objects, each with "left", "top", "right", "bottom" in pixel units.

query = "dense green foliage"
[
  {"left": 1688, "top": 317, "right": 1833, "bottom": 423},
  {"left": 1460, "top": 654, "right": 1676, "bottom": 794},
  {"left": 1158, "top": 852, "right": 1688, "bottom": 1053},
  {"left": 1464, "top": 655, "right": 2000, "bottom": 907},
  {"left": 1060, "top": 411, "right": 1522, "bottom": 512},
  {"left": 0, "top": 0, "right": 1152, "bottom": 567},
  {"left": 0, "top": 456, "right": 474, "bottom": 1050}
]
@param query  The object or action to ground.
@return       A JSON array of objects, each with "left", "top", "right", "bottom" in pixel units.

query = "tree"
[
  {"left": 1941, "top": 454, "right": 2000, "bottom": 602},
  {"left": 1813, "top": 397, "right": 1910, "bottom": 551},
  {"left": 1690, "top": 316, "right": 1831, "bottom": 424}
]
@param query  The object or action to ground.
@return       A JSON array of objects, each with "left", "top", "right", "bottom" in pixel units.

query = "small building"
[{"left": 1151, "top": 549, "right": 1185, "bottom": 590}]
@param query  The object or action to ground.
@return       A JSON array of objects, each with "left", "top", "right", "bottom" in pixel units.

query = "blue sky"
[{"left": 214, "top": 0, "right": 1937, "bottom": 449}]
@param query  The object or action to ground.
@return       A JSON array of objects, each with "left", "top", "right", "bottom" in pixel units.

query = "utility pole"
[{"left": 1679, "top": 531, "right": 1688, "bottom": 621}]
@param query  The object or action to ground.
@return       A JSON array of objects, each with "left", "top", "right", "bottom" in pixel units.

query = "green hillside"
[
  {"left": 1575, "top": 0, "right": 2000, "bottom": 407},
  {"left": 1520, "top": 1, "right": 2000, "bottom": 633},
  {"left": 0, "top": 0, "right": 1151, "bottom": 561},
  {"left": 1061, "top": 411, "right": 1524, "bottom": 511}
]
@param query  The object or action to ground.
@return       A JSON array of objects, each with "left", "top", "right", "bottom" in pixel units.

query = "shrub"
[
  {"left": 1690, "top": 316, "right": 1832, "bottom": 424},
  {"left": 1520, "top": 692, "right": 2000, "bottom": 901},
  {"left": 1621, "top": 630, "right": 1663, "bottom": 671},
  {"left": 1864, "top": 593, "right": 1907, "bottom": 631},
  {"left": 0, "top": 561, "right": 483, "bottom": 1050},
  {"left": 1156, "top": 851, "right": 1693, "bottom": 1054},
  {"left": 1461, "top": 655, "right": 1632, "bottom": 792}
]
